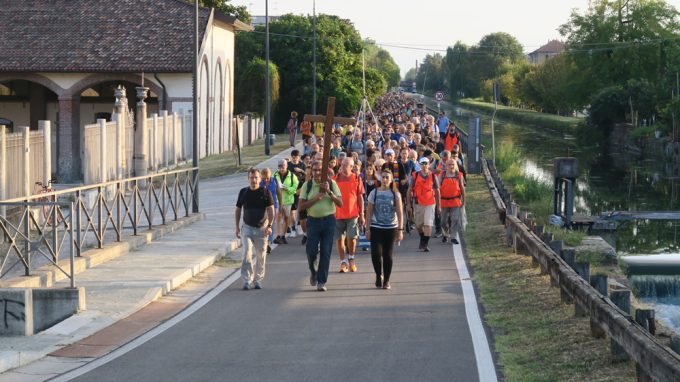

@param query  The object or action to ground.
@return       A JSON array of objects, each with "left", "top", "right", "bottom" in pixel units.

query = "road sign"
[{"left": 435, "top": 91, "right": 444, "bottom": 102}]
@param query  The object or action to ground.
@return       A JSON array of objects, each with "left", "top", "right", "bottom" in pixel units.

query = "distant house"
[
  {"left": 527, "top": 40, "right": 565, "bottom": 65},
  {"left": 0, "top": 0, "right": 251, "bottom": 181}
]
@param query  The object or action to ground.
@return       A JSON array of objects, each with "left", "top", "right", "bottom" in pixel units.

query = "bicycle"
[{"left": 35, "top": 179, "right": 64, "bottom": 227}]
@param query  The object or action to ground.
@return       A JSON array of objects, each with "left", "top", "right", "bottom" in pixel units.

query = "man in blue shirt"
[{"left": 437, "top": 112, "right": 449, "bottom": 140}]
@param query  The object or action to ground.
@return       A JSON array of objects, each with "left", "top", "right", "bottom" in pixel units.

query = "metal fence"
[{"left": 0, "top": 167, "right": 199, "bottom": 283}]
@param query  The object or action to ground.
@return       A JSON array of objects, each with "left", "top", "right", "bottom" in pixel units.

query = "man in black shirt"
[{"left": 235, "top": 168, "right": 275, "bottom": 290}]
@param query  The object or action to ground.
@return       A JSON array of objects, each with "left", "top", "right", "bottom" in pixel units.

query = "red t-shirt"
[{"left": 334, "top": 173, "right": 364, "bottom": 219}]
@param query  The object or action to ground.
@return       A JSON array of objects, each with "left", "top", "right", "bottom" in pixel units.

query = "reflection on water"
[{"left": 449, "top": 105, "right": 680, "bottom": 254}]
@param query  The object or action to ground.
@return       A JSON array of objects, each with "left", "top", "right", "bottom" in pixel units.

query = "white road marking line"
[
  {"left": 452, "top": 233, "right": 498, "bottom": 382},
  {"left": 49, "top": 270, "right": 242, "bottom": 382}
]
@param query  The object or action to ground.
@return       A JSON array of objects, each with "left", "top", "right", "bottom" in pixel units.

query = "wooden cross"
[{"left": 303, "top": 97, "right": 356, "bottom": 183}]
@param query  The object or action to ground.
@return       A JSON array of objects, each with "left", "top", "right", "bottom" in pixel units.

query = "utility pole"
[
  {"left": 264, "top": 0, "right": 271, "bottom": 155},
  {"left": 312, "top": 0, "right": 317, "bottom": 115},
  {"left": 192, "top": 0, "right": 199, "bottom": 213}
]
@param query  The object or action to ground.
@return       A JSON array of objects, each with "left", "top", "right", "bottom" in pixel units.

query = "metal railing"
[
  {"left": 0, "top": 201, "right": 75, "bottom": 287},
  {"left": 0, "top": 167, "right": 199, "bottom": 283}
]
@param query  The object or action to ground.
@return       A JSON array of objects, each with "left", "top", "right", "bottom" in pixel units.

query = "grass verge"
[
  {"left": 458, "top": 99, "right": 581, "bottom": 131},
  {"left": 179, "top": 138, "right": 294, "bottom": 180},
  {"left": 464, "top": 174, "right": 636, "bottom": 381}
]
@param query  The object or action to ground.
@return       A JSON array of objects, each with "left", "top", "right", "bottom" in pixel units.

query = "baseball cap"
[
  {"left": 419, "top": 157, "right": 430, "bottom": 164},
  {"left": 384, "top": 149, "right": 395, "bottom": 155}
]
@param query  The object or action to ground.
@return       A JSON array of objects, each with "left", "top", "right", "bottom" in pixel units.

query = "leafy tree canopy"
[{"left": 189, "top": 0, "right": 251, "bottom": 24}]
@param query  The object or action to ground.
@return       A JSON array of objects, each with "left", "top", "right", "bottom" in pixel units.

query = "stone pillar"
[
  {"left": 57, "top": 95, "right": 81, "bottom": 182},
  {"left": 114, "top": 86, "right": 126, "bottom": 180},
  {"left": 134, "top": 87, "right": 149, "bottom": 179}
]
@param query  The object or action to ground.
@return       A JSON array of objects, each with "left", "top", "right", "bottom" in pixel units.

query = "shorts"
[
  {"left": 335, "top": 217, "right": 359, "bottom": 240},
  {"left": 299, "top": 209, "right": 308, "bottom": 220},
  {"left": 280, "top": 204, "right": 292, "bottom": 217},
  {"left": 292, "top": 194, "right": 299, "bottom": 210},
  {"left": 414, "top": 204, "right": 435, "bottom": 229}
]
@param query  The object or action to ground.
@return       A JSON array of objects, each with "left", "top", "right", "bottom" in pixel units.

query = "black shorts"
[
  {"left": 292, "top": 194, "right": 299, "bottom": 210},
  {"left": 299, "top": 209, "right": 308, "bottom": 220}
]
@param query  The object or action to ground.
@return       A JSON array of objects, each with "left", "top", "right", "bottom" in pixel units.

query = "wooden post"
[
  {"left": 610, "top": 289, "right": 631, "bottom": 361},
  {"left": 635, "top": 309, "right": 655, "bottom": 335},
  {"left": 98, "top": 119, "right": 107, "bottom": 183},
  {"left": 590, "top": 274, "right": 608, "bottom": 296},
  {"left": 561, "top": 249, "right": 576, "bottom": 268},
  {"left": 22, "top": 126, "right": 30, "bottom": 197},
  {"left": 549, "top": 240, "right": 563, "bottom": 255},
  {"left": 574, "top": 262, "right": 590, "bottom": 282},
  {"left": 39, "top": 121, "right": 51, "bottom": 186}
]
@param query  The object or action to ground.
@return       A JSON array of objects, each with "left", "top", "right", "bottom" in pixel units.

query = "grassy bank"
[
  {"left": 494, "top": 143, "right": 585, "bottom": 246},
  {"left": 464, "top": 175, "right": 635, "bottom": 381},
  {"left": 179, "top": 138, "right": 293, "bottom": 180},
  {"left": 457, "top": 99, "right": 581, "bottom": 131}
]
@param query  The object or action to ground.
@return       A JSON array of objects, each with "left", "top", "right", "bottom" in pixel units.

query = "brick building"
[{"left": 0, "top": 0, "right": 251, "bottom": 181}]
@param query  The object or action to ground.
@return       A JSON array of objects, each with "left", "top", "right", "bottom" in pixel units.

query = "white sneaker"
[
  {"left": 296, "top": 226, "right": 303, "bottom": 235},
  {"left": 290, "top": 230, "right": 297, "bottom": 238}
]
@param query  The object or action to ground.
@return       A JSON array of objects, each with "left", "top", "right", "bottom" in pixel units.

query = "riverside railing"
[
  {"left": 482, "top": 157, "right": 680, "bottom": 381},
  {"left": 0, "top": 167, "right": 199, "bottom": 282}
]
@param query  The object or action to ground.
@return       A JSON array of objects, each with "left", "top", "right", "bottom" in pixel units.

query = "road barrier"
[{"left": 482, "top": 157, "right": 680, "bottom": 382}]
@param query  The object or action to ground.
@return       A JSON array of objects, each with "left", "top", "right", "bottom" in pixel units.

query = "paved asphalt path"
[{"left": 69, "top": 231, "right": 480, "bottom": 381}]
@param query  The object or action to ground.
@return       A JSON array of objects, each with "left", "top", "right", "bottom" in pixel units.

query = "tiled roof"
[
  {"left": 0, "top": 0, "right": 242, "bottom": 73},
  {"left": 530, "top": 40, "right": 565, "bottom": 55}
]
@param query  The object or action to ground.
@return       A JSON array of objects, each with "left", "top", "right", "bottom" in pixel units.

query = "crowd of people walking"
[{"left": 235, "top": 92, "right": 466, "bottom": 291}]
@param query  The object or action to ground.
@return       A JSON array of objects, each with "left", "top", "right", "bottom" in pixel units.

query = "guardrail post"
[
  {"left": 116, "top": 181, "right": 122, "bottom": 242},
  {"left": 148, "top": 175, "right": 153, "bottom": 230},
  {"left": 549, "top": 240, "right": 563, "bottom": 255},
  {"left": 561, "top": 248, "right": 576, "bottom": 268},
  {"left": 610, "top": 289, "right": 631, "bottom": 361},
  {"left": 133, "top": 179, "right": 138, "bottom": 235},
  {"left": 634, "top": 309, "right": 655, "bottom": 335},
  {"left": 671, "top": 335, "right": 680, "bottom": 355},
  {"left": 97, "top": 185, "right": 103, "bottom": 248},
  {"left": 590, "top": 274, "right": 608, "bottom": 295},
  {"left": 75, "top": 190, "right": 82, "bottom": 257},
  {"left": 574, "top": 262, "right": 590, "bottom": 281},
  {"left": 23, "top": 206, "right": 30, "bottom": 275},
  {"left": 69, "top": 202, "right": 75, "bottom": 288}
]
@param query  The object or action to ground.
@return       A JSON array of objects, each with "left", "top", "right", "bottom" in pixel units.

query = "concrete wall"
[{"left": 0, "top": 288, "right": 85, "bottom": 336}]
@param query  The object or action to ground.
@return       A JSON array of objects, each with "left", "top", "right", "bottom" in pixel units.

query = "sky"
[{"left": 231, "top": 0, "right": 680, "bottom": 77}]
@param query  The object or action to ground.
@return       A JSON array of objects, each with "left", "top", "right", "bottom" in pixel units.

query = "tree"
[
  {"left": 415, "top": 53, "right": 445, "bottom": 95},
  {"left": 364, "top": 39, "right": 401, "bottom": 89},
  {"left": 234, "top": 14, "right": 385, "bottom": 131},
  {"left": 466, "top": 32, "right": 525, "bottom": 97},
  {"left": 444, "top": 42, "right": 473, "bottom": 98},
  {"left": 189, "top": 0, "right": 251, "bottom": 23},
  {"left": 235, "top": 57, "right": 279, "bottom": 115},
  {"left": 403, "top": 68, "right": 417, "bottom": 82},
  {"left": 519, "top": 55, "right": 584, "bottom": 114}
]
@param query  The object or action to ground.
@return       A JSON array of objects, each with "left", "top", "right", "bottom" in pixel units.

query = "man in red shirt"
[{"left": 334, "top": 157, "right": 365, "bottom": 273}]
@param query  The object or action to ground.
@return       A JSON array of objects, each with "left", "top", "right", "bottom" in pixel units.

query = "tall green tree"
[
  {"left": 189, "top": 0, "right": 251, "bottom": 23},
  {"left": 415, "top": 53, "right": 445, "bottom": 94},
  {"left": 235, "top": 57, "right": 279, "bottom": 115},
  {"left": 235, "top": 14, "right": 386, "bottom": 131},
  {"left": 444, "top": 42, "right": 473, "bottom": 98},
  {"left": 363, "top": 39, "right": 401, "bottom": 89}
]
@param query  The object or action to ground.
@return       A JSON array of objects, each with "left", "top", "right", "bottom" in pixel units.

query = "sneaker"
[
  {"left": 452, "top": 238, "right": 459, "bottom": 244},
  {"left": 382, "top": 281, "right": 391, "bottom": 290},
  {"left": 442, "top": 237, "right": 448, "bottom": 243},
  {"left": 282, "top": 237, "right": 288, "bottom": 244},
  {"left": 339, "top": 262, "right": 349, "bottom": 273},
  {"left": 243, "top": 283, "right": 250, "bottom": 290},
  {"left": 296, "top": 225, "right": 303, "bottom": 235},
  {"left": 254, "top": 282, "right": 262, "bottom": 289},
  {"left": 273, "top": 236, "right": 284, "bottom": 244},
  {"left": 423, "top": 247, "right": 430, "bottom": 252},
  {"left": 433, "top": 230, "right": 442, "bottom": 238},
  {"left": 290, "top": 230, "right": 297, "bottom": 238},
  {"left": 349, "top": 259, "right": 357, "bottom": 272},
  {"left": 286, "top": 227, "right": 292, "bottom": 236},
  {"left": 375, "top": 275, "right": 383, "bottom": 288},
  {"left": 317, "top": 283, "right": 327, "bottom": 292},
  {"left": 301, "top": 235, "right": 307, "bottom": 245},
  {"left": 266, "top": 245, "right": 271, "bottom": 254},
  {"left": 309, "top": 274, "right": 317, "bottom": 286}
]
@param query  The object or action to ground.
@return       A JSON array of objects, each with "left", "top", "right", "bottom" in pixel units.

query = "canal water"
[{"left": 430, "top": 97, "right": 680, "bottom": 331}]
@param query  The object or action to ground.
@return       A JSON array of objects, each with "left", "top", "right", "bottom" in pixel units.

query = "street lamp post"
[{"left": 264, "top": 0, "right": 271, "bottom": 155}]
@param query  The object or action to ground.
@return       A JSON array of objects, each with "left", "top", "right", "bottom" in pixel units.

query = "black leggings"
[{"left": 370, "top": 227, "right": 397, "bottom": 282}]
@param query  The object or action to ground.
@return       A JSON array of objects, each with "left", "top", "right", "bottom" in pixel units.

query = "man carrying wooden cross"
[{"left": 298, "top": 97, "right": 355, "bottom": 291}]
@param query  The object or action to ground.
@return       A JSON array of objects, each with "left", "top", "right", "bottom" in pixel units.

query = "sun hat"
[{"left": 419, "top": 157, "right": 429, "bottom": 164}]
